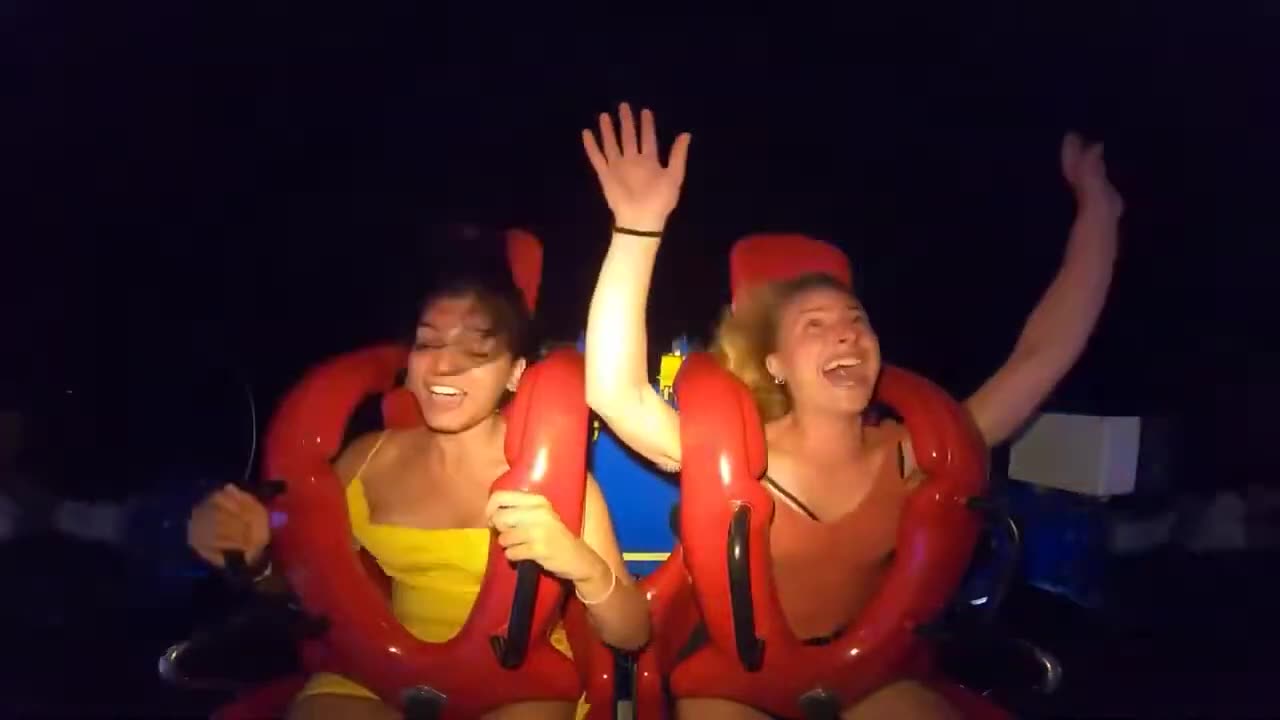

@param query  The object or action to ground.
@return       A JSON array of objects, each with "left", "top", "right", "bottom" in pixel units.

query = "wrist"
[
  {"left": 1073, "top": 190, "right": 1123, "bottom": 221},
  {"left": 570, "top": 544, "right": 612, "bottom": 588},
  {"left": 612, "top": 225, "right": 664, "bottom": 239},
  {"left": 611, "top": 214, "right": 668, "bottom": 235}
]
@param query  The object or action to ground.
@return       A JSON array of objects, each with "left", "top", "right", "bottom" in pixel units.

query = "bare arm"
[
  {"left": 571, "top": 474, "right": 651, "bottom": 651},
  {"left": 965, "top": 135, "right": 1124, "bottom": 446},
  {"left": 584, "top": 232, "right": 684, "bottom": 470},
  {"left": 581, "top": 104, "right": 691, "bottom": 471}
]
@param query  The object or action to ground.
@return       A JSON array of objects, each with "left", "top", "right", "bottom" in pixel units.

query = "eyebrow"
[
  {"left": 415, "top": 321, "right": 497, "bottom": 336},
  {"left": 797, "top": 302, "right": 862, "bottom": 315}
]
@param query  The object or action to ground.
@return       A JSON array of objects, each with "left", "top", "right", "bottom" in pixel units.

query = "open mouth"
[
  {"left": 821, "top": 356, "right": 865, "bottom": 387},
  {"left": 425, "top": 384, "right": 466, "bottom": 410}
]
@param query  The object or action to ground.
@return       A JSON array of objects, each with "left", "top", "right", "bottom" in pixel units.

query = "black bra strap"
[{"left": 761, "top": 476, "right": 821, "bottom": 522}]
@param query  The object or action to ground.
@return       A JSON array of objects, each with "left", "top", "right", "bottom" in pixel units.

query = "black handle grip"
[
  {"left": 222, "top": 550, "right": 253, "bottom": 589},
  {"left": 727, "top": 504, "right": 765, "bottom": 671},
  {"left": 402, "top": 685, "right": 446, "bottom": 720},
  {"left": 798, "top": 688, "right": 841, "bottom": 720},
  {"left": 965, "top": 496, "right": 1022, "bottom": 625},
  {"left": 490, "top": 560, "right": 540, "bottom": 669}
]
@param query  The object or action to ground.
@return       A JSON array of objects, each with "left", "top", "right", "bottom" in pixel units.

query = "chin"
[
  {"left": 417, "top": 405, "right": 489, "bottom": 434},
  {"left": 826, "top": 390, "right": 873, "bottom": 416},
  {"left": 422, "top": 419, "right": 476, "bottom": 434}
]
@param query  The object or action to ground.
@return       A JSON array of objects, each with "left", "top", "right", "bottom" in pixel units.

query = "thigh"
[
  {"left": 287, "top": 693, "right": 402, "bottom": 720},
  {"left": 484, "top": 700, "right": 579, "bottom": 720},
  {"left": 840, "top": 680, "right": 960, "bottom": 720},
  {"left": 675, "top": 698, "right": 774, "bottom": 720}
]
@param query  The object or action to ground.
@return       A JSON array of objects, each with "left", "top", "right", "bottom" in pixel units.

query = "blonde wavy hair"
[{"left": 710, "top": 273, "right": 853, "bottom": 423}]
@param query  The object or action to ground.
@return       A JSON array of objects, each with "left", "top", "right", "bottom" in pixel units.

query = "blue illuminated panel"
[{"left": 582, "top": 336, "right": 691, "bottom": 578}]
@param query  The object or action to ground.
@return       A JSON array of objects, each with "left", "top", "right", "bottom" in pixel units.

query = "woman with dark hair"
[{"left": 187, "top": 229, "right": 648, "bottom": 719}]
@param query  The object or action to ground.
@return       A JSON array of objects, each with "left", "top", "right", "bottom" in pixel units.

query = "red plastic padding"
[
  {"left": 506, "top": 227, "right": 544, "bottom": 313},
  {"left": 667, "top": 354, "right": 988, "bottom": 717},
  {"left": 730, "top": 232, "right": 853, "bottom": 310},
  {"left": 623, "top": 562, "right": 1010, "bottom": 720},
  {"left": 634, "top": 548, "right": 702, "bottom": 720},
  {"left": 262, "top": 344, "right": 590, "bottom": 717}
]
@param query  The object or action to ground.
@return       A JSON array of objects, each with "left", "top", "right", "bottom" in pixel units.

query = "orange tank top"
[{"left": 766, "top": 422, "right": 910, "bottom": 640}]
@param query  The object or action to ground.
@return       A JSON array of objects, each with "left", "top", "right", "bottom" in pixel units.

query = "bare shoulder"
[{"left": 333, "top": 430, "right": 403, "bottom": 486}]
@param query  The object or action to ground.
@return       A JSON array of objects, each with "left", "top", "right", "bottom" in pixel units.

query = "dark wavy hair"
[{"left": 413, "top": 224, "right": 538, "bottom": 361}]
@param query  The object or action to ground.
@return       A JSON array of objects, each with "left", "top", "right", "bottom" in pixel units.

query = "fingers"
[
  {"left": 496, "top": 526, "right": 532, "bottom": 548},
  {"left": 666, "top": 132, "right": 693, "bottom": 179},
  {"left": 188, "top": 485, "right": 271, "bottom": 569},
  {"left": 501, "top": 543, "right": 538, "bottom": 562},
  {"left": 190, "top": 524, "right": 255, "bottom": 567},
  {"left": 589, "top": 103, "right": 690, "bottom": 167},
  {"left": 210, "top": 488, "right": 242, "bottom": 515},
  {"left": 224, "top": 484, "right": 260, "bottom": 507},
  {"left": 640, "top": 108, "right": 658, "bottom": 156},
  {"left": 1085, "top": 142, "right": 1106, "bottom": 170},
  {"left": 582, "top": 129, "right": 608, "bottom": 178},
  {"left": 1068, "top": 139, "right": 1108, "bottom": 183},
  {"left": 490, "top": 506, "right": 541, "bottom": 532},
  {"left": 598, "top": 112, "right": 621, "bottom": 163},
  {"left": 485, "top": 489, "right": 550, "bottom": 516},
  {"left": 193, "top": 546, "right": 227, "bottom": 568},
  {"left": 618, "top": 102, "right": 639, "bottom": 156},
  {"left": 1062, "top": 131, "right": 1083, "bottom": 158}
]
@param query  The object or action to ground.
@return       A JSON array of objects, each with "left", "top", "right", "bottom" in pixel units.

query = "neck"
[
  {"left": 786, "top": 407, "right": 866, "bottom": 462},
  {"left": 425, "top": 413, "right": 505, "bottom": 476}
]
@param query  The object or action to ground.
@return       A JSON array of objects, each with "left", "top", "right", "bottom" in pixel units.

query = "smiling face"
[
  {"left": 406, "top": 291, "right": 527, "bottom": 434},
  {"left": 764, "top": 283, "right": 882, "bottom": 417}
]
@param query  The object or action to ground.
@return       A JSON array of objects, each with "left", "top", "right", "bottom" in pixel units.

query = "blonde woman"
[{"left": 581, "top": 104, "right": 1122, "bottom": 719}]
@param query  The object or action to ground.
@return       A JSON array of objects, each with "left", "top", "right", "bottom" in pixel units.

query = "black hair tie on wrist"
[{"left": 612, "top": 225, "right": 664, "bottom": 238}]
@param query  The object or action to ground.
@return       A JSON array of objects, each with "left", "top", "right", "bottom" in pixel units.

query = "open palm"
[{"left": 582, "top": 103, "right": 692, "bottom": 232}]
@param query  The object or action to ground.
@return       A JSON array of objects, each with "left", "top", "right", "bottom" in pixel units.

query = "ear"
[
  {"left": 506, "top": 357, "right": 528, "bottom": 392},
  {"left": 764, "top": 353, "right": 784, "bottom": 382}
]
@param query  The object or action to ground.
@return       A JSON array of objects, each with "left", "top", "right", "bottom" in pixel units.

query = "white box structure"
[{"left": 1008, "top": 413, "right": 1141, "bottom": 497}]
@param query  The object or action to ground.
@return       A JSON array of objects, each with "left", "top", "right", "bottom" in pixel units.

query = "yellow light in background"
[
  {"left": 658, "top": 352, "right": 685, "bottom": 401},
  {"left": 622, "top": 551, "right": 672, "bottom": 562}
]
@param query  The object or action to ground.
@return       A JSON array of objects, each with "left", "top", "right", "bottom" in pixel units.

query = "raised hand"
[
  {"left": 1061, "top": 132, "right": 1124, "bottom": 220},
  {"left": 582, "top": 103, "right": 692, "bottom": 232},
  {"left": 486, "top": 489, "right": 606, "bottom": 583}
]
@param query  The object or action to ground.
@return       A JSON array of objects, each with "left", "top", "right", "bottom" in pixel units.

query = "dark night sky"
[{"left": 1, "top": 3, "right": 1276, "bottom": 492}]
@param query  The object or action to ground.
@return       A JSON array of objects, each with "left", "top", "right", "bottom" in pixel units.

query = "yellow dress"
[{"left": 294, "top": 434, "right": 588, "bottom": 718}]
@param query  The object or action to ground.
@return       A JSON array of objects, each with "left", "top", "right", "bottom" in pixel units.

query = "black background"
[{"left": 2, "top": 2, "right": 1276, "bottom": 495}]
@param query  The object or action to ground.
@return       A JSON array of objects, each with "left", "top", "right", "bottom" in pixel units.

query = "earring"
[{"left": 773, "top": 375, "right": 785, "bottom": 385}]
